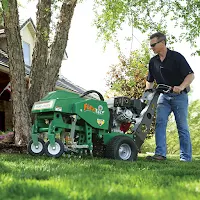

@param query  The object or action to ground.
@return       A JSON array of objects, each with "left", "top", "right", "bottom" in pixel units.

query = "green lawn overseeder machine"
[{"left": 27, "top": 85, "right": 170, "bottom": 161}]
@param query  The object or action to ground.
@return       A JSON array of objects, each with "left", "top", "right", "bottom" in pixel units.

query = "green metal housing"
[
  {"left": 29, "top": 84, "right": 167, "bottom": 160},
  {"left": 31, "top": 90, "right": 128, "bottom": 153}
]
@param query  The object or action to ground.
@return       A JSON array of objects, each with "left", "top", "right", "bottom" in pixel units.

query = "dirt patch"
[
  {"left": 0, "top": 131, "right": 27, "bottom": 154},
  {"left": 0, "top": 143, "right": 27, "bottom": 154}
]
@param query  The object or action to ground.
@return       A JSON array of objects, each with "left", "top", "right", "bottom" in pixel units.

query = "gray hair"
[{"left": 150, "top": 32, "right": 166, "bottom": 45}]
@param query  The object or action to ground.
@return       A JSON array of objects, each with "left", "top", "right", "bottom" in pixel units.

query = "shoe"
[{"left": 146, "top": 154, "right": 166, "bottom": 161}]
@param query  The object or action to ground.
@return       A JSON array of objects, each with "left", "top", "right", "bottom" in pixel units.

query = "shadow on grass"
[
  {"left": 88, "top": 191, "right": 145, "bottom": 200},
  {"left": 0, "top": 181, "right": 68, "bottom": 200},
  {"left": 0, "top": 162, "right": 11, "bottom": 174}
]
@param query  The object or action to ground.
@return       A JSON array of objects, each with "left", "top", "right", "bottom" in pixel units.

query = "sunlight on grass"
[{"left": 0, "top": 153, "right": 200, "bottom": 199}]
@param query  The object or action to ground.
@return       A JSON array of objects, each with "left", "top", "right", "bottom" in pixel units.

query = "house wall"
[
  {"left": 0, "top": 100, "right": 12, "bottom": 131},
  {"left": 20, "top": 25, "right": 35, "bottom": 65},
  {"left": 0, "top": 38, "right": 7, "bottom": 51}
]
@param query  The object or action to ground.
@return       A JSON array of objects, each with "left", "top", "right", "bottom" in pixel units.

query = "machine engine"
[{"left": 106, "top": 96, "right": 146, "bottom": 133}]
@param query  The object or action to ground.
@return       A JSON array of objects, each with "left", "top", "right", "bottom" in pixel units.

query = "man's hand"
[
  {"left": 145, "top": 81, "right": 154, "bottom": 90},
  {"left": 173, "top": 86, "right": 184, "bottom": 94}
]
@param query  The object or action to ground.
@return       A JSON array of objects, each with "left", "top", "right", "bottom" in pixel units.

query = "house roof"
[
  {"left": 20, "top": 18, "right": 36, "bottom": 38},
  {"left": 25, "top": 64, "right": 90, "bottom": 94},
  {"left": 20, "top": 18, "right": 36, "bottom": 31},
  {"left": 0, "top": 18, "right": 36, "bottom": 38},
  {"left": 0, "top": 29, "right": 6, "bottom": 38},
  {"left": 1, "top": 49, "right": 96, "bottom": 97},
  {"left": 0, "top": 49, "right": 8, "bottom": 67},
  {"left": 19, "top": 18, "right": 68, "bottom": 59},
  {"left": 0, "top": 18, "right": 68, "bottom": 59}
]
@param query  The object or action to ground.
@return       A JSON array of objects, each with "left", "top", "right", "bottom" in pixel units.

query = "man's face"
[{"left": 150, "top": 37, "right": 163, "bottom": 53}]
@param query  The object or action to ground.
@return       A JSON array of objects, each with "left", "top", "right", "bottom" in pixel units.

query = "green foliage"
[
  {"left": 188, "top": 100, "right": 200, "bottom": 154},
  {"left": 171, "top": 1, "right": 200, "bottom": 49},
  {"left": 105, "top": 43, "right": 150, "bottom": 98},
  {"left": 94, "top": 0, "right": 167, "bottom": 42},
  {"left": 1, "top": 0, "right": 8, "bottom": 13},
  {"left": 0, "top": 153, "right": 200, "bottom": 199},
  {"left": 94, "top": 0, "right": 200, "bottom": 54}
]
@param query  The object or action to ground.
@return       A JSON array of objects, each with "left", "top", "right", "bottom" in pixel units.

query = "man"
[{"left": 146, "top": 32, "right": 195, "bottom": 161}]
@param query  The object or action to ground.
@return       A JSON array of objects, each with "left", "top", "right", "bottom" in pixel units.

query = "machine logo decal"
[
  {"left": 84, "top": 103, "right": 104, "bottom": 115},
  {"left": 84, "top": 103, "right": 96, "bottom": 112},
  {"left": 55, "top": 106, "right": 62, "bottom": 112},
  {"left": 97, "top": 119, "right": 105, "bottom": 126},
  {"left": 33, "top": 100, "right": 54, "bottom": 110},
  {"left": 96, "top": 105, "right": 104, "bottom": 115}
]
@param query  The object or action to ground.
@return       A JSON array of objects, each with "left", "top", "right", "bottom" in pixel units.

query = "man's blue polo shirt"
[{"left": 147, "top": 49, "right": 194, "bottom": 91}]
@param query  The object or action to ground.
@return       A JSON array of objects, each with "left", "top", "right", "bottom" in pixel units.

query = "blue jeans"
[{"left": 155, "top": 92, "right": 192, "bottom": 161}]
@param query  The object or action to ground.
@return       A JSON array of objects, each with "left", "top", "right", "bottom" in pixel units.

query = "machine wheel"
[
  {"left": 44, "top": 139, "right": 64, "bottom": 158},
  {"left": 27, "top": 138, "right": 45, "bottom": 156},
  {"left": 105, "top": 135, "right": 138, "bottom": 161}
]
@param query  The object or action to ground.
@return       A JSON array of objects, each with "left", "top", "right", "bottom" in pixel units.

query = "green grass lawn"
[{"left": 0, "top": 153, "right": 200, "bottom": 200}]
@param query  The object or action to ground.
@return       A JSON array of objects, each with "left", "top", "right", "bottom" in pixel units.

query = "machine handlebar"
[
  {"left": 80, "top": 90, "right": 104, "bottom": 101},
  {"left": 145, "top": 84, "right": 181, "bottom": 94},
  {"left": 156, "top": 84, "right": 173, "bottom": 93}
]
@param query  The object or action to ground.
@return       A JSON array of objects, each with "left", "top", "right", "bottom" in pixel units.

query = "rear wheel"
[
  {"left": 44, "top": 139, "right": 64, "bottom": 158},
  {"left": 27, "top": 138, "right": 45, "bottom": 156},
  {"left": 105, "top": 135, "right": 138, "bottom": 161}
]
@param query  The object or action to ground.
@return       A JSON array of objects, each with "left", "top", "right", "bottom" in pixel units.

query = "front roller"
[
  {"left": 105, "top": 135, "right": 138, "bottom": 161},
  {"left": 44, "top": 138, "right": 64, "bottom": 158},
  {"left": 28, "top": 138, "right": 45, "bottom": 156}
]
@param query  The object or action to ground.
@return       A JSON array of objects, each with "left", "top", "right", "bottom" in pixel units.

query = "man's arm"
[
  {"left": 145, "top": 81, "right": 154, "bottom": 90},
  {"left": 173, "top": 73, "right": 195, "bottom": 93}
]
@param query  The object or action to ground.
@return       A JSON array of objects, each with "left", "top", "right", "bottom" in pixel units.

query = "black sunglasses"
[{"left": 150, "top": 40, "right": 163, "bottom": 47}]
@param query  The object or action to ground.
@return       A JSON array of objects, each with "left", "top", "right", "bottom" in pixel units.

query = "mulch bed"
[{"left": 0, "top": 143, "right": 27, "bottom": 154}]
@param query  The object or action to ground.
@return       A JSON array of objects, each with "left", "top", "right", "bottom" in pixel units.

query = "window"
[{"left": 22, "top": 41, "right": 30, "bottom": 66}]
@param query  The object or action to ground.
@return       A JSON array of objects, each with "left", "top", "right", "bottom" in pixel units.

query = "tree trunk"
[
  {"left": 28, "top": 0, "right": 52, "bottom": 110},
  {"left": 1, "top": 0, "right": 77, "bottom": 145},
  {"left": 41, "top": 0, "right": 77, "bottom": 97},
  {"left": 2, "top": 0, "right": 32, "bottom": 145}
]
